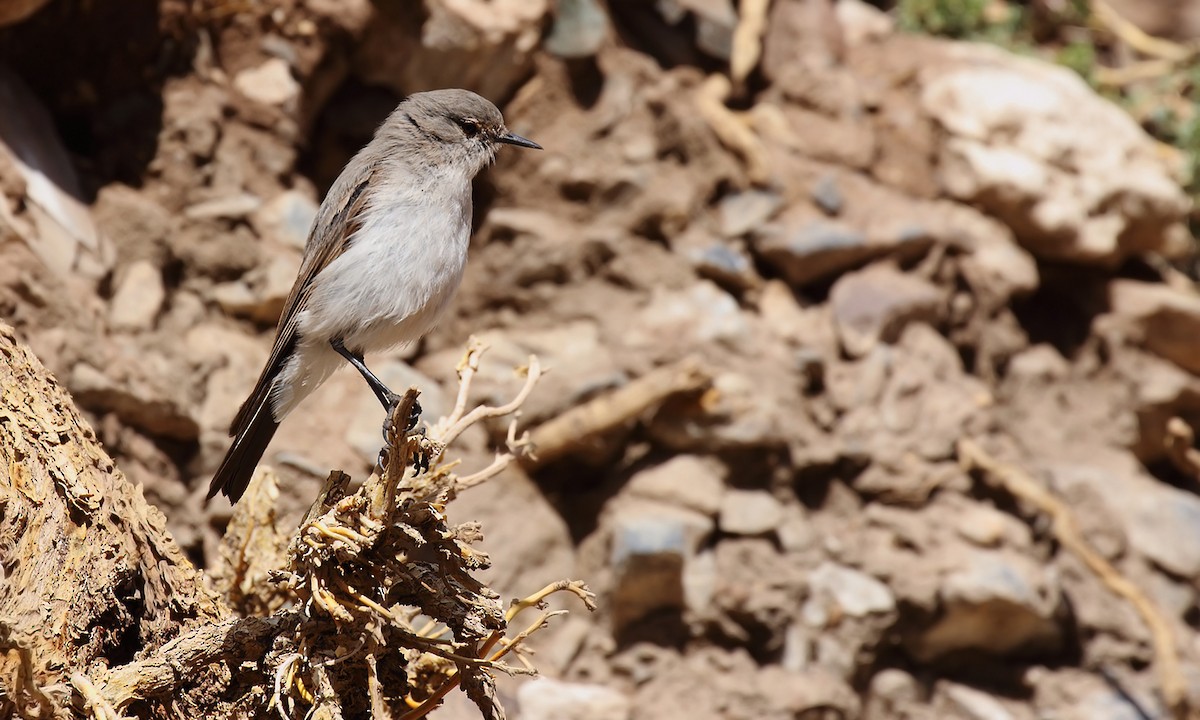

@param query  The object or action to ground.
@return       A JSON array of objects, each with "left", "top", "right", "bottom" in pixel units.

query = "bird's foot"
[{"left": 381, "top": 395, "right": 422, "bottom": 441}]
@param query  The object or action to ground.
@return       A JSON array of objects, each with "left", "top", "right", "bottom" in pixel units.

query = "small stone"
[
  {"left": 683, "top": 548, "right": 717, "bottom": 618},
  {"left": 806, "top": 561, "right": 895, "bottom": 618},
  {"left": 913, "top": 548, "right": 1061, "bottom": 660},
  {"left": 777, "top": 507, "right": 817, "bottom": 553},
  {"left": 718, "top": 189, "right": 783, "bottom": 237},
  {"left": 626, "top": 455, "right": 725, "bottom": 516},
  {"left": 688, "top": 242, "right": 760, "bottom": 291},
  {"left": 835, "top": 0, "right": 895, "bottom": 46},
  {"left": 108, "top": 260, "right": 165, "bottom": 331},
  {"left": 251, "top": 190, "right": 317, "bottom": 251},
  {"left": 233, "top": 58, "right": 300, "bottom": 106},
  {"left": 609, "top": 500, "right": 713, "bottom": 632},
  {"left": 1102, "top": 279, "right": 1200, "bottom": 375},
  {"left": 184, "top": 193, "right": 262, "bottom": 220},
  {"left": 718, "top": 489, "right": 785, "bottom": 535},
  {"left": 544, "top": 0, "right": 609, "bottom": 58},
  {"left": 941, "top": 682, "right": 1016, "bottom": 720},
  {"left": 811, "top": 174, "right": 844, "bottom": 215},
  {"left": 1006, "top": 343, "right": 1069, "bottom": 383},
  {"left": 630, "top": 281, "right": 749, "bottom": 351},
  {"left": 830, "top": 263, "right": 944, "bottom": 358},
  {"left": 516, "top": 678, "right": 630, "bottom": 720},
  {"left": 210, "top": 252, "right": 300, "bottom": 324},
  {"left": 954, "top": 504, "right": 1012, "bottom": 547}
]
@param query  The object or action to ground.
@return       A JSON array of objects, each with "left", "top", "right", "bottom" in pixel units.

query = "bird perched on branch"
[{"left": 207, "top": 89, "right": 541, "bottom": 503}]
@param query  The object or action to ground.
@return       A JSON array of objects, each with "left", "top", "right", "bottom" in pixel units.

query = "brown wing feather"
[{"left": 206, "top": 162, "right": 376, "bottom": 502}]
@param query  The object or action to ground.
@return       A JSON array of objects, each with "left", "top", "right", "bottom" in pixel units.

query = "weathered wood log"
[{"left": 0, "top": 321, "right": 228, "bottom": 716}]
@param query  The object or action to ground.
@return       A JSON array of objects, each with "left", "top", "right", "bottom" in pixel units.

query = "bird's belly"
[{"left": 298, "top": 202, "right": 470, "bottom": 353}]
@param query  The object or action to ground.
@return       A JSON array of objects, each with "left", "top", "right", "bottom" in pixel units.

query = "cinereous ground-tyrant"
[{"left": 207, "top": 89, "right": 541, "bottom": 503}]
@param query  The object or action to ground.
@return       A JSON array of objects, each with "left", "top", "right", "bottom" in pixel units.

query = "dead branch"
[
  {"left": 957, "top": 438, "right": 1188, "bottom": 720},
  {"left": 522, "top": 358, "right": 712, "bottom": 470}
]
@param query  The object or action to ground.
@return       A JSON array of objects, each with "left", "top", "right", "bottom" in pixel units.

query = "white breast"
[{"left": 297, "top": 174, "right": 473, "bottom": 354}]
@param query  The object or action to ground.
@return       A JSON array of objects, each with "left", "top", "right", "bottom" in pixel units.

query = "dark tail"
[{"left": 206, "top": 395, "right": 280, "bottom": 503}]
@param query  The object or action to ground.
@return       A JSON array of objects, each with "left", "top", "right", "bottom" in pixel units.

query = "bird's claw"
[{"left": 382, "top": 395, "right": 423, "bottom": 440}]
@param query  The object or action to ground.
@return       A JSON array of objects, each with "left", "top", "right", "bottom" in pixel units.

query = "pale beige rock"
[
  {"left": 517, "top": 678, "right": 630, "bottom": 720},
  {"left": 921, "top": 45, "right": 1191, "bottom": 266},
  {"left": 625, "top": 455, "right": 725, "bottom": 516},
  {"left": 233, "top": 58, "right": 300, "bottom": 107},
  {"left": 109, "top": 261, "right": 165, "bottom": 332}
]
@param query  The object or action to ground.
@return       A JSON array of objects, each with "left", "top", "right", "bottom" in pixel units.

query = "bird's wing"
[{"left": 227, "top": 162, "right": 377, "bottom": 437}]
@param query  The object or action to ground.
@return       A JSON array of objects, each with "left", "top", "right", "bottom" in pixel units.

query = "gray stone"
[
  {"left": 718, "top": 489, "right": 785, "bottom": 535},
  {"left": 609, "top": 500, "right": 713, "bottom": 632},
  {"left": 941, "top": 682, "right": 1016, "bottom": 720},
  {"left": 806, "top": 561, "right": 895, "bottom": 618},
  {"left": 545, "top": 0, "right": 609, "bottom": 58},
  {"left": 630, "top": 281, "right": 749, "bottom": 351},
  {"left": 688, "top": 242, "right": 760, "bottom": 291},
  {"left": 251, "top": 189, "right": 317, "bottom": 251},
  {"left": 811, "top": 174, "right": 844, "bottom": 216},
  {"left": 830, "top": 263, "right": 944, "bottom": 357},
  {"left": 718, "top": 189, "right": 783, "bottom": 237},
  {"left": 913, "top": 548, "right": 1061, "bottom": 660},
  {"left": 516, "top": 678, "right": 630, "bottom": 720},
  {"left": 625, "top": 455, "right": 725, "bottom": 516},
  {"left": 108, "top": 260, "right": 165, "bottom": 331},
  {"left": 1101, "top": 279, "right": 1200, "bottom": 375}
]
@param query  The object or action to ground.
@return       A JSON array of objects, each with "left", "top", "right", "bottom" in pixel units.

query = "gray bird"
[{"left": 207, "top": 89, "right": 541, "bottom": 503}]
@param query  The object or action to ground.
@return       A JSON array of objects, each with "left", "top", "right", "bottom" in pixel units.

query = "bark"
[{"left": 0, "top": 321, "right": 227, "bottom": 715}]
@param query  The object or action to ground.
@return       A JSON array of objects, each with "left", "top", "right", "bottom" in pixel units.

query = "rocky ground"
[{"left": 3, "top": 0, "right": 1200, "bottom": 718}]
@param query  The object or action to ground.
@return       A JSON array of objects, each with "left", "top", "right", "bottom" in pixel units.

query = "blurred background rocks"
[{"left": 2, "top": 0, "right": 1200, "bottom": 718}]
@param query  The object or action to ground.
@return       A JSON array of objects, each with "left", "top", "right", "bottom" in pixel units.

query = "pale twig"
[
  {"left": 71, "top": 673, "right": 125, "bottom": 720},
  {"left": 439, "top": 356, "right": 542, "bottom": 449},
  {"left": 456, "top": 453, "right": 515, "bottom": 489},
  {"left": 366, "top": 654, "right": 393, "bottom": 720},
  {"left": 958, "top": 438, "right": 1188, "bottom": 720},
  {"left": 1089, "top": 0, "right": 1194, "bottom": 62},
  {"left": 731, "top": 0, "right": 770, "bottom": 86},
  {"left": 695, "top": 75, "right": 770, "bottom": 185}
]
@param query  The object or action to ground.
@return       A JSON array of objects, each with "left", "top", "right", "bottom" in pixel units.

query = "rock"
[
  {"left": 355, "top": 0, "right": 550, "bottom": 103},
  {"left": 718, "top": 489, "right": 784, "bottom": 536},
  {"left": 940, "top": 682, "right": 1017, "bottom": 720},
  {"left": 836, "top": 0, "right": 895, "bottom": 46},
  {"left": 718, "top": 189, "right": 783, "bottom": 237},
  {"left": 233, "top": 58, "right": 300, "bottom": 107},
  {"left": 921, "top": 44, "right": 1190, "bottom": 266},
  {"left": 545, "top": 0, "right": 610, "bottom": 58},
  {"left": 69, "top": 359, "right": 200, "bottom": 441},
  {"left": 829, "top": 263, "right": 944, "bottom": 357},
  {"left": 210, "top": 252, "right": 300, "bottom": 324},
  {"left": 0, "top": 0, "right": 50, "bottom": 26},
  {"left": 811, "top": 174, "right": 844, "bottom": 215},
  {"left": 251, "top": 189, "right": 317, "bottom": 251},
  {"left": 805, "top": 561, "right": 895, "bottom": 618},
  {"left": 688, "top": 242, "right": 761, "bottom": 291},
  {"left": 1048, "top": 456, "right": 1200, "bottom": 578},
  {"left": 1006, "top": 344, "right": 1069, "bottom": 384},
  {"left": 753, "top": 205, "right": 933, "bottom": 287},
  {"left": 1103, "top": 0, "right": 1200, "bottom": 40},
  {"left": 608, "top": 499, "right": 714, "bottom": 633},
  {"left": 92, "top": 184, "right": 173, "bottom": 266},
  {"left": 108, "top": 260, "right": 165, "bottom": 331},
  {"left": 516, "top": 678, "right": 630, "bottom": 720},
  {"left": 629, "top": 281, "right": 750, "bottom": 352},
  {"left": 683, "top": 548, "right": 717, "bottom": 618},
  {"left": 625, "top": 455, "right": 725, "bottom": 516},
  {"left": 187, "top": 323, "right": 266, "bottom": 440},
  {"left": 183, "top": 193, "right": 262, "bottom": 220},
  {"left": 912, "top": 548, "right": 1062, "bottom": 661},
  {"left": 1101, "top": 279, "right": 1200, "bottom": 374}
]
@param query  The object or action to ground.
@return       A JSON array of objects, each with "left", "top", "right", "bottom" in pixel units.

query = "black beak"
[{"left": 497, "top": 132, "right": 542, "bottom": 150}]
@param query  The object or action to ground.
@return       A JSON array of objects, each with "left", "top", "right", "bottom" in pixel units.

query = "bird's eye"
[{"left": 455, "top": 117, "right": 481, "bottom": 137}]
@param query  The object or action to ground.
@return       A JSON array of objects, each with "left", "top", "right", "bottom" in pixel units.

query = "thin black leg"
[
  {"left": 331, "top": 338, "right": 394, "bottom": 409},
  {"left": 330, "top": 338, "right": 422, "bottom": 432}
]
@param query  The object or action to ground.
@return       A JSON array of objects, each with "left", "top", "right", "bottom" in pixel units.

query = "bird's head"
[{"left": 395, "top": 88, "right": 541, "bottom": 176}]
